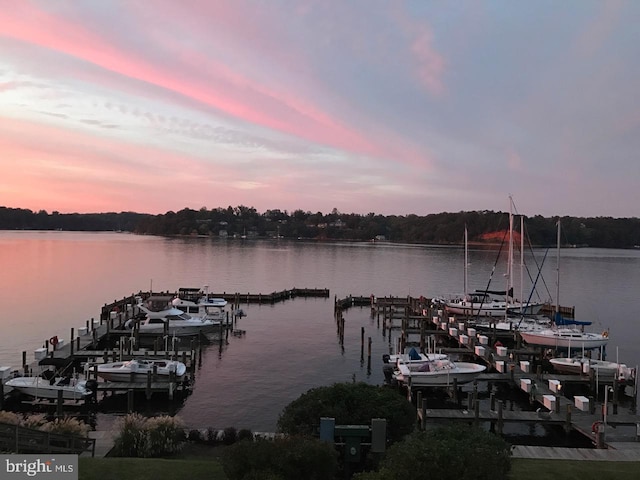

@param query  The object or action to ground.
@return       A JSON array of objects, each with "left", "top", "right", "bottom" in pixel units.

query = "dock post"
[
  {"left": 146, "top": 371, "right": 152, "bottom": 400},
  {"left": 490, "top": 392, "right": 496, "bottom": 412},
  {"left": 70, "top": 328, "right": 74, "bottom": 356},
  {"left": 0, "top": 382, "right": 3, "bottom": 410},
  {"left": 452, "top": 378, "right": 459, "bottom": 406},
  {"left": 497, "top": 401, "right": 504, "bottom": 435},
  {"left": 22, "top": 351, "right": 27, "bottom": 375},
  {"left": 57, "top": 389, "right": 63, "bottom": 417},
  {"left": 360, "top": 327, "right": 365, "bottom": 361},
  {"left": 613, "top": 383, "right": 619, "bottom": 415},
  {"left": 474, "top": 389, "right": 480, "bottom": 425},
  {"left": 127, "top": 389, "right": 134, "bottom": 413},
  {"left": 564, "top": 404, "right": 572, "bottom": 434},
  {"left": 416, "top": 391, "right": 423, "bottom": 428}
]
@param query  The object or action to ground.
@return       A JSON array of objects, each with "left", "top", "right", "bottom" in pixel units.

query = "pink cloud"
[{"left": 0, "top": 2, "right": 435, "bottom": 170}]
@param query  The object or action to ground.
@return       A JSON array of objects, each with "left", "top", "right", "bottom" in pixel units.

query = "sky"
[{"left": 0, "top": 1, "right": 638, "bottom": 218}]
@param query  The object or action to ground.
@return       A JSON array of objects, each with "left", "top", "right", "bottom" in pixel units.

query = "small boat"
[
  {"left": 383, "top": 347, "right": 448, "bottom": 366},
  {"left": 5, "top": 373, "right": 92, "bottom": 400},
  {"left": 392, "top": 358, "right": 486, "bottom": 387},
  {"left": 172, "top": 287, "right": 228, "bottom": 323},
  {"left": 520, "top": 328, "right": 609, "bottom": 350},
  {"left": 550, "top": 356, "right": 635, "bottom": 381},
  {"left": 96, "top": 358, "right": 187, "bottom": 382},
  {"left": 127, "top": 295, "right": 216, "bottom": 336}
]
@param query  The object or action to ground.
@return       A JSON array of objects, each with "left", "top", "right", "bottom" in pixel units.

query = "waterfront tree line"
[{"left": 1, "top": 205, "right": 640, "bottom": 249}]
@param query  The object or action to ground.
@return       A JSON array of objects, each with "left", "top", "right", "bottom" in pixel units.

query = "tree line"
[{"left": 2, "top": 205, "right": 640, "bottom": 248}]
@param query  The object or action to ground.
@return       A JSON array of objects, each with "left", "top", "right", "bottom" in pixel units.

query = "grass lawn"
[
  {"left": 508, "top": 458, "right": 640, "bottom": 480},
  {"left": 78, "top": 445, "right": 640, "bottom": 480}
]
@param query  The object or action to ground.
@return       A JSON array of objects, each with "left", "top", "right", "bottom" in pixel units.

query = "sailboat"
[
  {"left": 444, "top": 200, "right": 544, "bottom": 318},
  {"left": 519, "top": 220, "right": 610, "bottom": 350}
]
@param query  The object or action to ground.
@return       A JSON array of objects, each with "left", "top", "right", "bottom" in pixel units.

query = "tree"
[
  {"left": 353, "top": 424, "right": 511, "bottom": 480},
  {"left": 276, "top": 382, "right": 415, "bottom": 444}
]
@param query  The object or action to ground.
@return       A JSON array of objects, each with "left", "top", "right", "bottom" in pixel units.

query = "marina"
[{"left": 2, "top": 232, "right": 640, "bottom": 460}]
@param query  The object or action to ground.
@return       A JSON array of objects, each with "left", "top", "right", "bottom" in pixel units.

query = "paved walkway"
[
  {"left": 81, "top": 430, "right": 116, "bottom": 457},
  {"left": 511, "top": 444, "right": 640, "bottom": 461}
]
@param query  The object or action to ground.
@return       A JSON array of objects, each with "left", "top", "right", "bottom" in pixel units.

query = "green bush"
[
  {"left": 111, "top": 413, "right": 185, "bottom": 458},
  {"left": 238, "top": 428, "right": 253, "bottom": 442},
  {"left": 353, "top": 424, "right": 511, "bottom": 480},
  {"left": 222, "top": 435, "right": 338, "bottom": 480},
  {"left": 222, "top": 426, "right": 238, "bottom": 445},
  {"left": 277, "top": 382, "right": 415, "bottom": 443}
]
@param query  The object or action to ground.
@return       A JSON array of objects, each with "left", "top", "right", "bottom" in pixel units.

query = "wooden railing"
[{"left": 0, "top": 422, "right": 95, "bottom": 456}]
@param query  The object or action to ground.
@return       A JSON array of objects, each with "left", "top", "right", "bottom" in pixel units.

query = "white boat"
[
  {"left": 383, "top": 347, "right": 448, "bottom": 366},
  {"left": 520, "top": 328, "right": 609, "bottom": 350},
  {"left": 172, "top": 287, "right": 228, "bottom": 323},
  {"left": 96, "top": 358, "right": 187, "bottom": 382},
  {"left": 5, "top": 374, "right": 92, "bottom": 400},
  {"left": 549, "top": 356, "right": 635, "bottom": 381},
  {"left": 444, "top": 291, "right": 544, "bottom": 318},
  {"left": 127, "top": 295, "right": 216, "bottom": 335},
  {"left": 443, "top": 212, "right": 544, "bottom": 318},
  {"left": 521, "top": 221, "right": 610, "bottom": 351},
  {"left": 392, "top": 358, "right": 486, "bottom": 387}
]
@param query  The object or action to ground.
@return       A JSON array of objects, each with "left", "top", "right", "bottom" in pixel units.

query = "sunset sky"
[{"left": 0, "top": 1, "right": 638, "bottom": 218}]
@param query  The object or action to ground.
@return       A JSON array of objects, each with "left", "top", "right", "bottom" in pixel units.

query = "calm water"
[{"left": 1, "top": 231, "right": 639, "bottom": 432}]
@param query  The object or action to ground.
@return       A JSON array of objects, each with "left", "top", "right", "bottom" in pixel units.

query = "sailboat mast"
[
  {"left": 464, "top": 225, "right": 468, "bottom": 297},
  {"left": 556, "top": 219, "right": 561, "bottom": 319},
  {"left": 520, "top": 215, "right": 524, "bottom": 314}
]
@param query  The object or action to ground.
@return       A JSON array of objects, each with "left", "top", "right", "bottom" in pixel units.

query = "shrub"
[
  {"left": 222, "top": 435, "right": 338, "bottom": 480},
  {"left": 146, "top": 416, "right": 185, "bottom": 456},
  {"left": 222, "top": 426, "right": 237, "bottom": 445},
  {"left": 0, "top": 411, "right": 22, "bottom": 425},
  {"left": 207, "top": 426, "right": 218, "bottom": 444},
  {"left": 21, "top": 413, "right": 48, "bottom": 430},
  {"left": 111, "top": 413, "right": 186, "bottom": 458},
  {"left": 188, "top": 428, "right": 203, "bottom": 443},
  {"left": 111, "top": 413, "right": 149, "bottom": 458},
  {"left": 39, "top": 416, "right": 90, "bottom": 437},
  {"left": 277, "top": 382, "right": 415, "bottom": 443},
  {"left": 238, "top": 428, "right": 253, "bottom": 442},
  {"left": 353, "top": 424, "right": 511, "bottom": 480}
]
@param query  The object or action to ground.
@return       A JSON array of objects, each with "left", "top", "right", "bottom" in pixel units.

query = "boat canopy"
[{"left": 554, "top": 312, "right": 592, "bottom": 326}]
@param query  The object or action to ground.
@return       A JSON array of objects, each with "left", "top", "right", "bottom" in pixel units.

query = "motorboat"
[
  {"left": 549, "top": 356, "right": 635, "bottom": 381},
  {"left": 5, "top": 372, "right": 92, "bottom": 400},
  {"left": 392, "top": 358, "right": 486, "bottom": 387},
  {"left": 383, "top": 347, "right": 448, "bottom": 366},
  {"left": 95, "top": 358, "right": 187, "bottom": 382},
  {"left": 127, "top": 295, "right": 216, "bottom": 335},
  {"left": 172, "top": 287, "right": 228, "bottom": 323},
  {"left": 519, "top": 328, "right": 609, "bottom": 350}
]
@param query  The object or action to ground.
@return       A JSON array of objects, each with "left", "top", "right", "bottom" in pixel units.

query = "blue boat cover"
[{"left": 408, "top": 348, "right": 421, "bottom": 360}]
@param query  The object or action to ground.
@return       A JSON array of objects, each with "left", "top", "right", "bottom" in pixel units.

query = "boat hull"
[
  {"left": 550, "top": 357, "right": 634, "bottom": 381},
  {"left": 5, "top": 377, "right": 91, "bottom": 400},
  {"left": 393, "top": 361, "right": 486, "bottom": 387},
  {"left": 96, "top": 359, "right": 187, "bottom": 382},
  {"left": 520, "top": 330, "right": 609, "bottom": 350}
]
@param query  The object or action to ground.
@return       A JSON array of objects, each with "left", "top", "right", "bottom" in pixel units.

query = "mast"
[
  {"left": 520, "top": 215, "right": 524, "bottom": 314},
  {"left": 556, "top": 219, "right": 561, "bottom": 321},
  {"left": 464, "top": 225, "right": 468, "bottom": 297}
]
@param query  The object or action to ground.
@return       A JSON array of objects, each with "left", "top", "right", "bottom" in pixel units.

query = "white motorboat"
[
  {"left": 5, "top": 374, "right": 92, "bottom": 400},
  {"left": 127, "top": 295, "right": 216, "bottom": 335},
  {"left": 383, "top": 347, "right": 448, "bottom": 366},
  {"left": 520, "top": 328, "right": 609, "bottom": 350},
  {"left": 392, "top": 358, "right": 486, "bottom": 387},
  {"left": 549, "top": 356, "right": 634, "bottom": 381},
  {"left": 96, "top": 358, "right": 187, "bottom": 382},
  {"left": 172, "top": 287, "right": 228, "bottom": 323}
]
